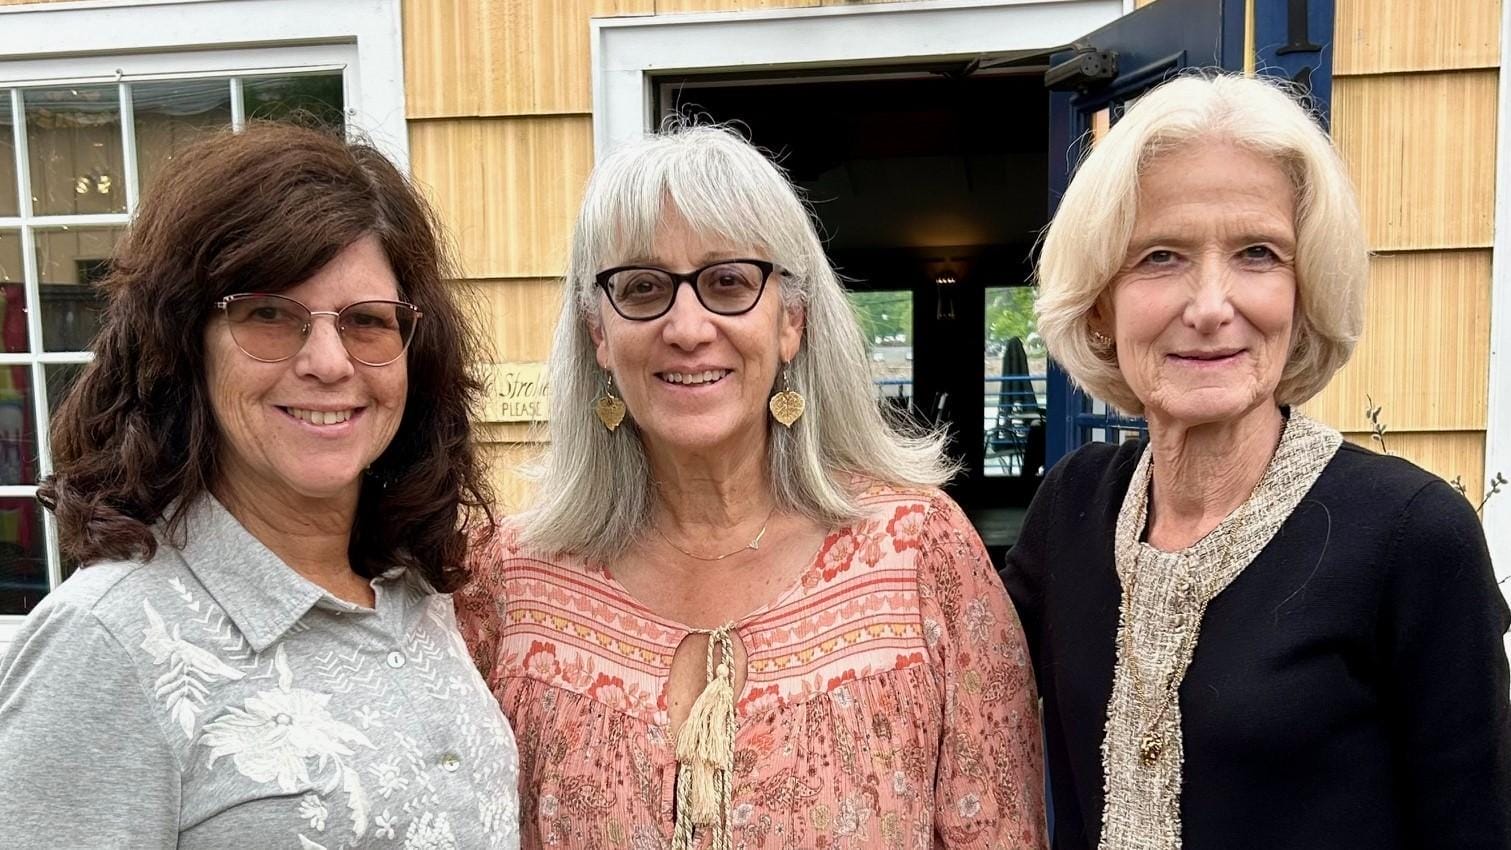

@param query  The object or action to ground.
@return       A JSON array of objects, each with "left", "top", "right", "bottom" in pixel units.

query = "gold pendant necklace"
[{"left": 656, "top": 505, "right": 776, "bottom": 562}]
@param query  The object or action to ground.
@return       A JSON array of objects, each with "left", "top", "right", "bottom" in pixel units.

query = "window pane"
[
  {"left": 0, "top": 91, "right": 17, "bottom": 217},
  {"left": 46, "top": 363, "right": 86, "bottom": 588},
  {"left": 45, "top": 362, "right": 85, "bottom": 422},
  {"left": 25, "top": 85, "right": 127, "bottom": 216},
  {"left": 244, "top": 73, "right": 345, "bottom": 129},
  {"left": 0, "top": 230, "right": 27, "bottom": 352},
  {"left": 35, "top": 227, "right": 119, "bottom": 352},
  {"left": 0, "top": 362, "right": 42, "bottom": 486},
  {"left": 983, "top": 286, "right": 1046, "bottom": 478},
  {"left": 849, "top": 289, "right": 915, "bottom": 418},
  {"left": 0, "top": 495, "right": 46, "bottom": 615},
  {"left": 133, "top": 79, "right": 233, "bottom": 199}
]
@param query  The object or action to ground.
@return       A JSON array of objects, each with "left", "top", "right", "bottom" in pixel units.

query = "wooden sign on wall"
[{"left": 476, "top": 361, "right": 551, "bottom": 423}]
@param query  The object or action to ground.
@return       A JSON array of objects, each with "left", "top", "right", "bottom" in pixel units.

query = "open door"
[{"left": 1042, "top": 0, "right": 1334, "bottom": 466}]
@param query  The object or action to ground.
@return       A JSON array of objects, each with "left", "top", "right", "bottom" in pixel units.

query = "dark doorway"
[{"left": 656, "top": 68, "right": 1051, "bottom": 561}]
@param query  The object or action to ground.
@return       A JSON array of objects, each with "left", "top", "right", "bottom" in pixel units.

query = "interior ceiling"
[{"left": 660, "top": 71, "right": 1051, "bottom": 274}]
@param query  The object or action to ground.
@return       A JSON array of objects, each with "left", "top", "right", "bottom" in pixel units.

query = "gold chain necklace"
[
  {"left": 1118, "top": 507, "right": 1249, "bottom": 766},
  {"left": 655, "top": 505, "right": 776, "bottom": 562},
  {"left": 1118, "top": 415, "right": 1286, "bottom": 766}
]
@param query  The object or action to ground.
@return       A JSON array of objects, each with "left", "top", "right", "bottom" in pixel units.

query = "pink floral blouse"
[{"left": 456, "top": 482, "right": 1046, "bottom": 849}]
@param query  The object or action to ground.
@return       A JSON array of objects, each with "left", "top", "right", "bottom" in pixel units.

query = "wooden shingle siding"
[
  {"left": 1335, "top": 0, "right": 1500, "bottom": 75},
  {"left": 1325, "top": 0, "right": 1500, "bottom": 504},
  {"left": 408, "top": 116, "right": 593, "bottom": 279},
  {"left": 402, "top": 0, "right": 654, "bottom": 119},
  {"left": 466, "top": 277, "right": 567, "bottom": 363},
  {"left": 1305, "top": 250, "right": 1492, "bottom": 434},
  {"left": 1332, "top": 71, "right": 1498, "bottom": 252}
]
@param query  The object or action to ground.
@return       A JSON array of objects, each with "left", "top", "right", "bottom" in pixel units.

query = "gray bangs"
[{"left": 573, "top": 126, "right": 817, "bottom": 314}]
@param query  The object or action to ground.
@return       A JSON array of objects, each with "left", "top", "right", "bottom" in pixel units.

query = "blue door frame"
[{"left": 1043, "top": 0, "right": 1335, "bottom": 466}]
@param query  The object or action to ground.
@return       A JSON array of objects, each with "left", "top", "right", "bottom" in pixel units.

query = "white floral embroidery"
[
  {"left": 298, "top": 793, "right": 328, "bottom": 831},
  {"left": 375, "top": 810, "right": 398, "bottom": 839},
  {"left": 957, "top": 793, "right": 982, "bottom": 819},
  {"left": 371, "top": 757, "right": 409, "bottom": 798},
  {"left": 298, "top": 836, "right": 327, "bottom": 850},
  {"left": 403, "top": 812, "right": 458, "bottom": 849},
  {"left": 202, "top": 646, "right": 374, "bottom": 836},
  {"left": 141, "top": 600, "right": 246, "bottom": 737},
  {"left": 355, "top": 704, "right": 384, "bottom": 730}
]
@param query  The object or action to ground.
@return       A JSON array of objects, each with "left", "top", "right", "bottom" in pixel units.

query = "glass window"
[
  {"left": 245, "top": 73, "right": 344, "bottom": 129},
  {"left": 848, "top": 289, "right": 914, "bottom": 418},
  {"left": 0, "top": 496, "right": 47, "bottom": 616},
  {"left": 0, "top": 230, "right": 27, "bottom": 353},
  {"left": 0, "top": 91, "right": 17, "bottom": 217},
  {"left": 35, "top": 227, "right": 119, "bottom": 352},
  {"left": 25, "top": 85, "right": 126, "bottom": 216},
  {"left": 133, "top": 79, "right": 234, "bottom": 198},
  {"left": 44, "top": 362, "right": 85, "bottom": 422},
  {"left": 983, "top": 286, "right": 1045, "bottom": 478},
  {"left": 0, "top": 229, "right": 20, "bottom": 285}
]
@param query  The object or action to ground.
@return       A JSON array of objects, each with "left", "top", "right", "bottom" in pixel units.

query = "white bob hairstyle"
[
  {"left": 521, "top": 124, "right": 951, "bottom": 561},
  {"left": 1036, "top": 72, "right": 1369, "bottom": 415}
]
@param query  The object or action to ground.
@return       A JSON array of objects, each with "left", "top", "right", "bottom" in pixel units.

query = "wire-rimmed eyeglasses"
[
  {"left": 594, "top": 258, "right": 785, "bottom": 321},
  {"left": 213, "top": 292, "right": 422, "bottom": 367}
]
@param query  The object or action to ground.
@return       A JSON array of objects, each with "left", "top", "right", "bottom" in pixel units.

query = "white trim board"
[
  {"left": 590, "top": 0, "right": 1124, "bottom": 158},
  {"left": 1489, "top": 0, "right": 1511, "bottom": 588},
  {"left": 0, "top": 0, "right": 409, "bottom": 167}
]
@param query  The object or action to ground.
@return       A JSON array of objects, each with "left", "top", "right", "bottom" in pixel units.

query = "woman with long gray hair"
[{"left": 456, "top": 125, "right": 1046, "bottom": 847}]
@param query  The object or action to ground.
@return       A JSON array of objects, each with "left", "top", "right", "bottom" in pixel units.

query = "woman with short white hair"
[
  {"left": 458, "top": 125, "right": 1047, "bottom": 847},
  {"left": 1005, "top": 72, "right": 1511, "bottom": 849}
]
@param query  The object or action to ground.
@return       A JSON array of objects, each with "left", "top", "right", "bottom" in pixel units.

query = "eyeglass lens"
[
  {"left": 221, "top": 294, "right": 419, "bottom": 366},
  {"left": 605, "top": 261, "right": 767, "bottom": 319}
]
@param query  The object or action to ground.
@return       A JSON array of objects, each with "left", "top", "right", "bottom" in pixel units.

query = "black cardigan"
[{"left": 1002, "top": 439, "right": 1511, "bottom": 849}]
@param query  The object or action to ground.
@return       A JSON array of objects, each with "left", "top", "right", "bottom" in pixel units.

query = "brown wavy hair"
[{"left": 37, "top": 122, "right": 493, "bottom": 591}]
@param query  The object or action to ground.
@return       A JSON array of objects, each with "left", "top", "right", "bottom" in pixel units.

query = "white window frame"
[
  {"left": 0, "top": 0, "right": 406, "bottom": 650},
  {"left": 1490, "top": 0, "right": 1511, "bottom": 597},
  {"left": 590, "top": 0, "right": 1125, "bottom": 157}
]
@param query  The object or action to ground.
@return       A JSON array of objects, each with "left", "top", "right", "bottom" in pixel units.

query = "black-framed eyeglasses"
[
  {"left": 594, "top": 258, "right": 784, "bottom": 321},
  {"left": 213, "top": 292, "right": 423, "bottom": 367}
]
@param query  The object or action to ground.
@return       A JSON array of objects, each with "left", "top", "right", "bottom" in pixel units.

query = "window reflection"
[
  {"left": 0, "top": 230, "right": 26, "bottom": 353},
  {"left": 25, "top": 85, "right": 126, "bottom": 216},
  {"left": 244, "top": 73, "right": 345, "bottom": 129},
  {"left": 133, "top": 79, "right": 234, "bottom": 199},
  {"left": 849, "top": 289, "right": 916, "bottom": 419},
  {"left": 983, "top": 286, "right": 1046, "bottom": 478},
  {"left": 35, "top": 226, "right": 119, "bottom": 352},
  {"left": 0, "top": 91, "right": 17, "bottom": 217},
  {"left": 0, "top": 496, "right": 46, "bottom": 616}
]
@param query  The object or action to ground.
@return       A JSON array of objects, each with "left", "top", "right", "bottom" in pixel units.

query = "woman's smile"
[
  {"left": 656, "top": 368, "right": 733, "bottom": 387},
  {"left": 277, "top": 404, "right": 367, "bottom": 435}
]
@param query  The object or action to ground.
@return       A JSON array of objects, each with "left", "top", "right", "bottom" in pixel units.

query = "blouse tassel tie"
[{"left": 672, "top": 624, "right": 737, "bottom": 850}]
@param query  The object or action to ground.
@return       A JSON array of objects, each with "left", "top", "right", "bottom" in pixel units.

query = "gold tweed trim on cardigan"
[{"left": 1099, "top": 413, "right": 1342, "bottom": 850}]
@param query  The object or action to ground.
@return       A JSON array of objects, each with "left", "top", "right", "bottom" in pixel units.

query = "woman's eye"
[
  {"left": 1142, "top": 250, "right": 1177, "bottom": 266},
  {"left": 1240, "top": 245, "right": 1278, "bottom": 262}
]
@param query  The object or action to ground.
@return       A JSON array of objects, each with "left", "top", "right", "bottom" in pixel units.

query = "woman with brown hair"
[{"left": 0, "top": 124, "right": 520, "bottom": 848}]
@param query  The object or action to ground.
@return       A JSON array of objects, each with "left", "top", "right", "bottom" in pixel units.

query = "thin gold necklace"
[{"left": 655, "top": 505, "right": 777, "bottom": 562}]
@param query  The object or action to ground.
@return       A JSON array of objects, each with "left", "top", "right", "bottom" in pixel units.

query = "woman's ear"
[
  {"left": 779, "top": 303, "right": 805, "bottom": 363},
  {"left": 587, "top": 314, "right": 612, "bottom": 371}
]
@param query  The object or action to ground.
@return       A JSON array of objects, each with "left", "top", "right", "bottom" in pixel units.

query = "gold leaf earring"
[
  {"left": 594, "top": 373, "right": 627, "bottom": 432},
  {"left": 768, "top": 364, "right": 805, "bottom": 427},
  {"left": 1090, "top": 330, "right": 1114, "bottom": 350}
]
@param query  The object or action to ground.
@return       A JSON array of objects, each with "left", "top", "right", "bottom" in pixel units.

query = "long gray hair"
[{"left": 520, "top": 124, "right": 952, "bottom": 561}]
